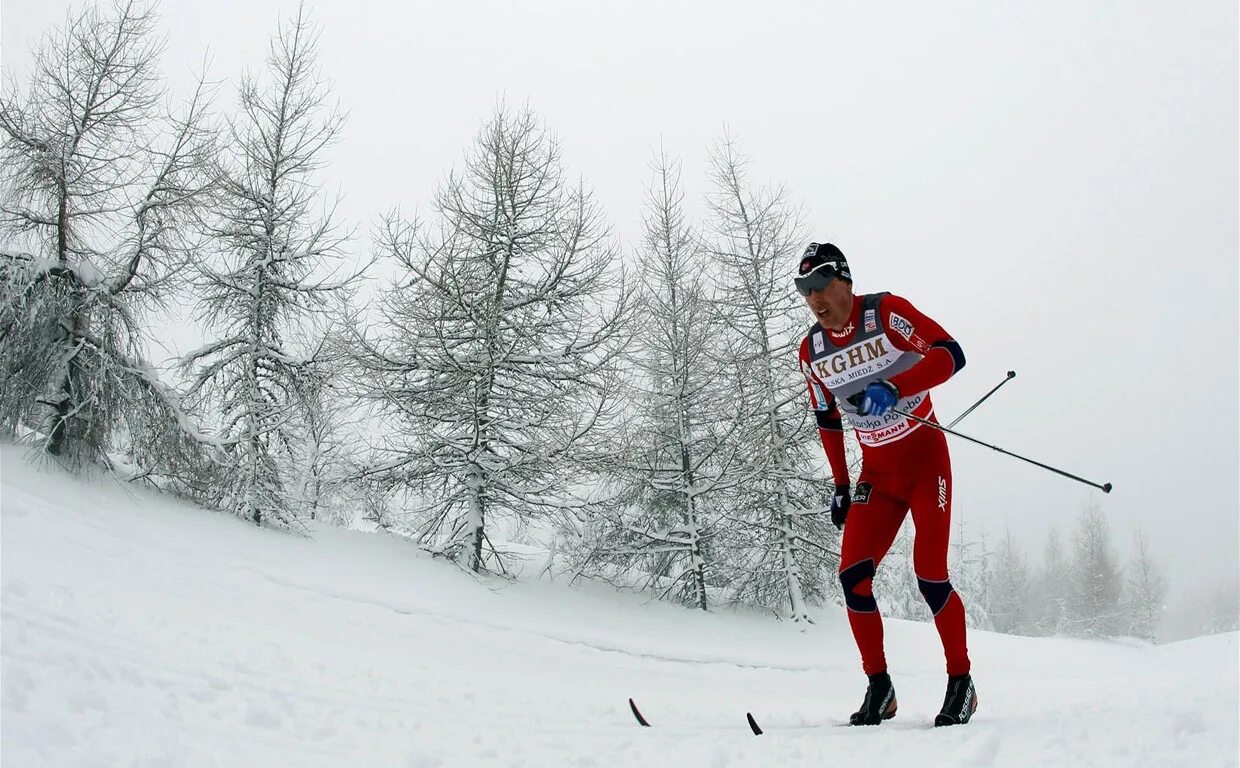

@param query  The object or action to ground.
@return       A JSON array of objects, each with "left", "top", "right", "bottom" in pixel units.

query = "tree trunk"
[
  {"left": 464, "top": 466, "right": 486, "bottom": 573},
  {"left": 783, "top": 527, "right": 811, "bottom": 622}
]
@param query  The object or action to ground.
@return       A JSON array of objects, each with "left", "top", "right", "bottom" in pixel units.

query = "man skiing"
[{"left": 795, "top": 242, "right": 978, "bottom": 727}]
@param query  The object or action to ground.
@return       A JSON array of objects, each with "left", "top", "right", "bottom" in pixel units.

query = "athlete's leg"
[
  {"left": 908, "top": 430, "right": 971, "bottom": 677},
  {"left": 839, "top": 479, "right": 909, "bottom": 675}
]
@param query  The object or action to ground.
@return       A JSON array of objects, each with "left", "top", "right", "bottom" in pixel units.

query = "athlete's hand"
[
  {"left": 850, "top": 380, "right": 900, "bottom": 417},
  {"left": 830, "top": 485, "right": 851, "bottom": 529}
]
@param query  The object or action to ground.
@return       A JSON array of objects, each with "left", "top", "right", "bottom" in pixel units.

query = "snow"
[{"left": 2, "top": 443, "right": 1236, "bottom": 768}]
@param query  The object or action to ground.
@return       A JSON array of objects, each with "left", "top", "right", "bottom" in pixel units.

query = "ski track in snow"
[
  {"left": 2, "top": 445, "right": 1237, "bottom": 768},
  {"left": 241, "top": 566, "right": 839, "bottom": 674}
]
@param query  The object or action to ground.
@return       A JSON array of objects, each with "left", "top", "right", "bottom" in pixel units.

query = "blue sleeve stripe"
[
  {"left": 932, "top": 339, "right": 966, "bottom": 374},
  {"left": 811, "top": 381, "right": 829, "bottom": 409}
]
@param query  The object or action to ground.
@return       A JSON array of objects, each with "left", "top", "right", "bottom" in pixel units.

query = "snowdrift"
[{"left": 2, "top": 445, "right": 1236, "bottom": 767}]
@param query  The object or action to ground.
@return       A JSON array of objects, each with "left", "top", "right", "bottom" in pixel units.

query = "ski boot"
[
  {"left": 934, "top": 673, "right": 978, "bottom": 726},
  {"left": 849, "top": 671, "right": 897, "bottom": 725}
]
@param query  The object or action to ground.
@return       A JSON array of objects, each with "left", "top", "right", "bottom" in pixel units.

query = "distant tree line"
[
  {"left": 875, "top": 503, "right": 1180, "bottom": 642},
  {"left": 4, "top": 1, "right": 1231, "bottom": 642}
]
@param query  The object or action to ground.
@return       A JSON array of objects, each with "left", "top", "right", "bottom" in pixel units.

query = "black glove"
[{"left": 830, "top": 485, "right": 851, "bottom": 530}]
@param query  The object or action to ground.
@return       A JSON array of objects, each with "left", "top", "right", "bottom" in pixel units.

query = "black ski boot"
[
  {"left": 849, "top": 671, "right": 898, "bottom": 725},
  {"left": 934, "top": 673, "right": 978, "bottom": 726}
]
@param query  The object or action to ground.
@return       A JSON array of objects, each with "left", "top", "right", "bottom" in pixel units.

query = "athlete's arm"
[
  {"left": 800, "top": 336, "right": 850, "bottom": 486},
  {"left": 879, "top": 294, "right": 966, "bottom": 396}
]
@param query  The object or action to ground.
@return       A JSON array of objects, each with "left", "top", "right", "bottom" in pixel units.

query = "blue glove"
[{"left": 855, "top": 380, "right": 900, "bottom": 417}]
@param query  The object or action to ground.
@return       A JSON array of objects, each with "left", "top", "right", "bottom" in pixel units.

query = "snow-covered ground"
[{"left": 2, "top": 445, "right": 1236, "bottom": 768}]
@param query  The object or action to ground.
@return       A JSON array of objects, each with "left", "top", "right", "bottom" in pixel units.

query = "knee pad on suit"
[
  {"left": 840, "top": 559, "right": 878, "bottom": 613},
  {"left": 917, "top": 576, "right": 955, "bottom": 615}
]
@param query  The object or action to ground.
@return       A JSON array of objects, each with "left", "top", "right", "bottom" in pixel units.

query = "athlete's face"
[{"left": 804, "top": 275, "right": 854, "bottom": 331}]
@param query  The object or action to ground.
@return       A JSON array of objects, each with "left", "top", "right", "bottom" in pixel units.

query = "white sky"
[{"left": 3, "top": 0, "right": 1237, "bottom": 595}]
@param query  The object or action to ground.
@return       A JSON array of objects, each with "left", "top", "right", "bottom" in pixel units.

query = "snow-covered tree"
[
  {"left": 874, "top": 523, "right": 930, "bottom": 621},
  {"left": 1122, "top": 528, "right": 1168, "bottom": 642},
  {"left": 949, "top": 516, "right": 994, "bottom": 629},
  {"left": 987, "top": 529, "right": 1034, "bottom": 634},
  {"left": 355, "top": 105, "right": 629, "bottom": 573},
  {"left": 1029, "top": 527, "right": 1072, "bottom": 636},
  {"left": 1195, "top": 583, "right": 1240, "bottom": 636},
  {"left": 702, "top": 135, "right": 836, "bottom": 620},
  {"left": 574, "top": 149, "right": 738, "bottom": 609},
  {"left": 1067, "top": 501, "right": 1124, "bottom": 637},
  {"left": 0, "top": 0, "right": 215, "bottom": 473},
  {"left": 184, "top": 4, "right": 357, "bottom": 529},
  {"left": 290, "top": 326, "right": 360, "bottom": 523},
  {"left": 868, "top": 514, "right": 993, "bottom": 629}
]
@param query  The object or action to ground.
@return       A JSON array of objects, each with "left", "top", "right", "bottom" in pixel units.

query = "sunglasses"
[{"left": 794, "top": 261, "right": 840, "bottom": 296}]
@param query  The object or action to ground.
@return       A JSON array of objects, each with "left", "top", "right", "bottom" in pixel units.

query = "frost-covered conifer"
[
  {"left": 987, "top": 530, "right": 1034, "bottom": 634},
  {"left": 184, "top": 4, "right": 358, "bottom": 528},
  {"left": 0, "top": 0, "right": 215, "bottom": 475},
  {"left": 1067, "top": 501, "right": 1124, "bottom": 637},
  {"left": 1029, "top": 528, "right": 1072, "bottom": 636},
  {"left": 355, "top": 105, "right": 628, "bottom": 572},
  {"left": 1122, "top": 528, "right": 1168, "bottom": 641},
  {"left": 702, "top": 136, "right": 836, "bottom": 620},
  {"left": 947, "top": 518, "right": 994, "bottom": 629},
  {"left": 574, "top": 149, "right": 738, "bottom": 609}
]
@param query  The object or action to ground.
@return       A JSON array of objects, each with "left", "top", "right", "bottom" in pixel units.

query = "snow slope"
[{"left": 2, "top": 445, "right": 1236, "bottom": 768}]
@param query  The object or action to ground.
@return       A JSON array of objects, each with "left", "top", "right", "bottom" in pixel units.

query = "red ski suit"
[{"left": 799, "top": 292, "right": 971, "bottom": 677}]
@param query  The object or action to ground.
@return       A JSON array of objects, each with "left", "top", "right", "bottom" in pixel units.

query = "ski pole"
[
  {"left": 843, "top": 389, "right": 1114, "bottom": 492},
  {"left": 899, "top": 408, "right": 1112, "bottom": 493},
  {"left": 948, "top": 370, "right": 1016, "bottom": 429}
]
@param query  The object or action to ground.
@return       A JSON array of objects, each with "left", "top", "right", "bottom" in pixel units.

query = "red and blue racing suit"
[{"left": 798, "top": 291, "right": 971, "bottom": 678}]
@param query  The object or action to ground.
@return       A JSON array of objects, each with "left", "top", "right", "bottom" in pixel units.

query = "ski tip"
[
  {"left": 629, "top": 698, "right": 651, "bottom": 727},
  {"left": 746, "top": 712, "right": 764, "bottom": 736}
]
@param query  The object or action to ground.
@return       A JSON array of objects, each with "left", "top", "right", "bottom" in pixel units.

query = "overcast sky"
[{"left": 3, "top": 0, "right": 1237, "bottom": 595}]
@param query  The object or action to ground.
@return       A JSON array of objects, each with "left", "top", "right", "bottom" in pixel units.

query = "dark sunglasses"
[{"left": 794, "top": 262, "right": 840, "bottom": 296}]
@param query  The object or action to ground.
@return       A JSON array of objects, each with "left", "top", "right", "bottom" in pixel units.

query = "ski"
[
  {"left": 630, "top": 700, "right": 841, "bottom": 735},
  {"left": 630, "top": 700, "right": 869, "bottom": 735},
  {"left": 629, "top": 698, "right": 650, "bottom": 727},
  {"left": 630, "top": 698, "right": 756, "bottom": 732},
  {"left": 745, "top": 712, "right": 855, "bottom": 733},
  {"left": 746, "top": 712, "right": 763, "bottom": 735}
]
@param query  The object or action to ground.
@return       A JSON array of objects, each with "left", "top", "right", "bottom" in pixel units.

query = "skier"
[{"left": 795, "top": 242, "right": 978, "bottom": 727}]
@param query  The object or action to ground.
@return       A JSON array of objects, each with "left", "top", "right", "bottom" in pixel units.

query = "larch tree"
[
  {"left": 1030, "top": 527, "right": 1073, "bottom": 636},
  {"left": 938, "top": 514, "right": 994, "bottom": 629},
  {"left": 0, "top": 0, "right": 217, "bottom": 475},
  {"left": 703, "top": 135, "right": 836, "bottom": 621},
  {"left": 575, "top": 148, "right": 739, "bottom": 609},
  {"left": 355, "top": 105, "right": 629, "bottom": 573},
  {"left": 184, "top": 4, "right": 358, "bottom": 529},
  {"left": 1123, "top": 528, "right": 1168, "bottom": 642},
  {"left": 291, "top": 323, "right": 359, "bottom": 523},
  {"left": 987, "top": 529, "right": 1034, "bottom": 634},
  {"left": 1068, "top": 501, "right": 1124, "bottom": 637}
]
